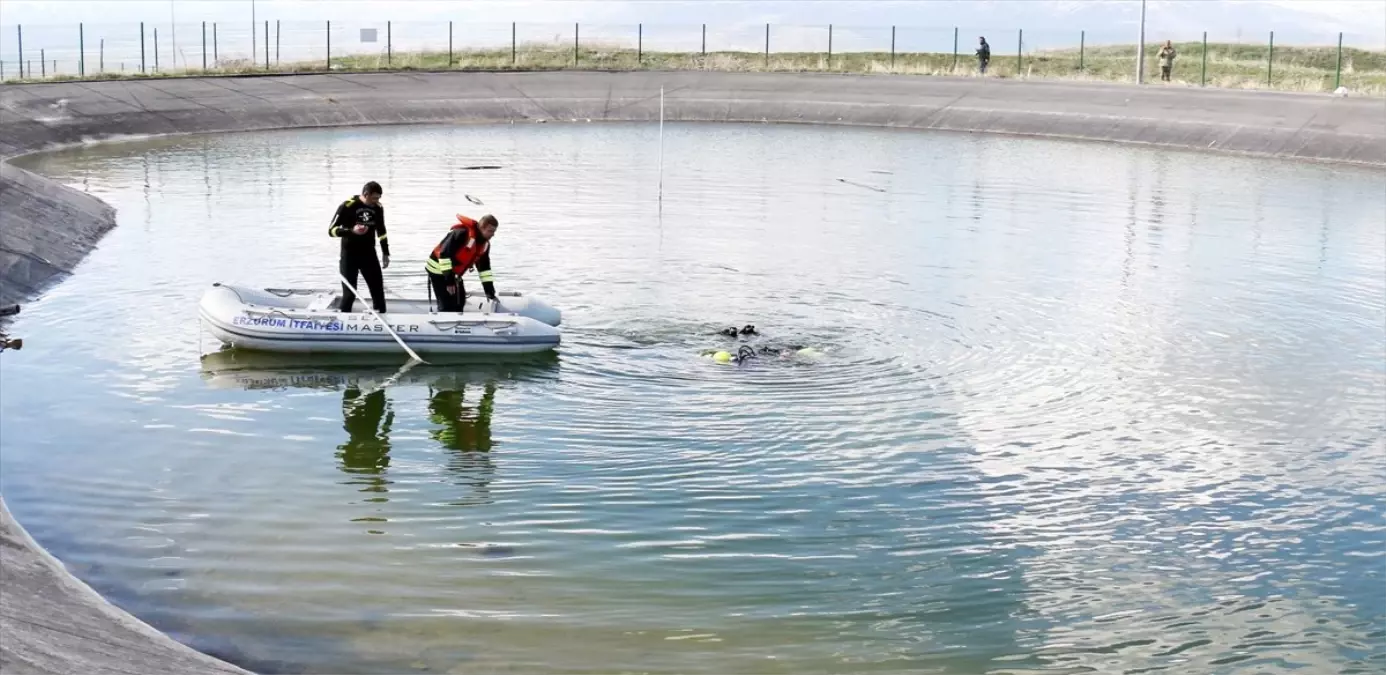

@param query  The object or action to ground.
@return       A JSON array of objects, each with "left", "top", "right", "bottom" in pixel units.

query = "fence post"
[
  {"left": 638, "top": 23, "right": 642, "bottom": 63},
  {"left": 41, "top": 49, "right": 45, "bottom": 78},
  {"left": 1079, "top": 30, "right": 1085, "bottom": 71},
  {"left": 387, "top": 21, "right": 392, "bottom": 65},
  {"left": 1201, "top": 31, "right": 1207, "bottom": 86},
  {"left": 141, "top": 22, "right": 146, "bottom": 73},
  {"left": 512, "top": 22, "right": 516, "bottom": 65},
  {"left": 449, "top": 21, "right": 453, "bottom": 66},
  {"left": 1267, "top": 31, "right": 1274, "bottom": 87},
  {"left": 100, "top": 38, "right": 104, "bottom": 72},
  {"left": 201, "top": 21, "right": 206, "bottom": 70},
  {"left": 327, "top": 21, "right": 331, "bottom": 69},
  {"left": 827, "top": 24, "right": 833, "bottom": 70},
  {"left": 765, "top": 23, "right": 769, "bottom": 67},
  {"left": 891, "top": 26, "right": 896, "bottom": 69},
  {"left": 952, "top": 27, "right": 958, "bottom": 69},
  {"left": 1335, "top": 32, "right": 1343, "bottom": 89},
  {"left": 574, "top": 23, "right": 579, "bottom": 65},
  {"left": 264, "top": 20, "right": 269, "bottom": 69},
  {"left": 213, "top": 23, "right": 218, "bottom": 65},
  {"left": 17, "top": 25, "right": 22, "bottom": 79},
  {"left": 80, "top": 23, "right": 85, "bottom": 77},
  {"left": 1017, "top": 29, "right": 1023, "bottom": 75},
  {"left": 702, "top": 23, "right": 706, "bottom": 55},
  {"left": 276, "top": 20, "right": 280, "bottom": 64},
  {"left": 154, "top": 29, "right": 159, "bottom": 72}
]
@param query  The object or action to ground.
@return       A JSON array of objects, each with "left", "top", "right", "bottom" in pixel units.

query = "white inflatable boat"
[{"left": 198, "top": 283, "right": 562, "bottom": 355}]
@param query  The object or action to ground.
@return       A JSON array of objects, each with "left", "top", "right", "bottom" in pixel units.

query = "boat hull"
[{"left": 198, "top": 283, "right": 561, "bottom": 355}]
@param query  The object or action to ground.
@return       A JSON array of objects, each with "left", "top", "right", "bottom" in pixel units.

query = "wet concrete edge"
[
  {"left": 0, "top": 69, "right": 1382, "bottom": 675},
  {"left": 0, "top": 499, "right": 255, "bottom": 674}
]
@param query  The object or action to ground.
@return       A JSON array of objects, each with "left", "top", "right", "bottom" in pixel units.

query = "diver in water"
[{"left": 702, "top": 325, "right": 818, "bottom": 364}]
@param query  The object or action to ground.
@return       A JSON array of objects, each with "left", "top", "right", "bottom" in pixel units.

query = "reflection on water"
[
  {"left": 333, "top": 364, "right": 499, "bottom": 511},
  {"left": 338, "top": 385, "right": 394, "bottom": 498},
  {"left": 1, "top": 122, "right": 1383, "bottom": 675},
  {"left": 198, "top": 349, "right": 533, "bottom": 533}
]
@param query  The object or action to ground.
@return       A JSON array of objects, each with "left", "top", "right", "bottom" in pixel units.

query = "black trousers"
[
  {"left": 340, "top": 251, "right": 386, "bottom": 313},
  {"left": 429, "top": 272, "right": 468, "bottom": 312}
]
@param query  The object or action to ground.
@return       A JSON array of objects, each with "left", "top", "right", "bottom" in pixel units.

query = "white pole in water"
[
  {"left": 657, "top": 86, "right": 664, "bottom": 207},
  {"left": 336, "top": 272, "right": 426, "bottom": 364}
]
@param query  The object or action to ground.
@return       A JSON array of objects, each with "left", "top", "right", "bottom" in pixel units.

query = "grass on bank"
[{"left": 7, "top": 40, "right": 1383, "bottom": 96}]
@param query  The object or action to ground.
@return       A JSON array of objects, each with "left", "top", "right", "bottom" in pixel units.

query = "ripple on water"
[{"left": 1, "top": 122, "right": 1383, "bottom": 674}]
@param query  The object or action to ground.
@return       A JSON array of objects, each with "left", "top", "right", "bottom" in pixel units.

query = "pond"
[{"left": 3, "top": 121, "right": 1384, "bottom": 674}]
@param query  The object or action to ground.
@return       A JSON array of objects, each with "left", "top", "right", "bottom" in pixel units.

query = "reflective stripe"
[
  {"left": 329, "top": 225, "right": 342, "bottom": 237},
  {"left": 478, "top": 270, "right": 495, "bottom": 282},
  {"left": 377, "top": 233, "right": 388, "bottom": 241},
  {"left": 425, "top": 259, "right": 451, "bottom": 274}
]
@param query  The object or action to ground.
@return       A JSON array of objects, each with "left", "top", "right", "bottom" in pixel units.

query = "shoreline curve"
[{"left": 0, "top": 69, "right": 1383, "bottom": 675}]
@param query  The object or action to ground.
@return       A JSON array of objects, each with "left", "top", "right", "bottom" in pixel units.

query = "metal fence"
[{"left": 1, "top": 20, "right": 1381, "bottom": 94}]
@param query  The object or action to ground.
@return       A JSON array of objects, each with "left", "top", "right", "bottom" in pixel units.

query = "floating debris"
[{"left": 836, "top": 177, "right": 887, "bottom": 193}]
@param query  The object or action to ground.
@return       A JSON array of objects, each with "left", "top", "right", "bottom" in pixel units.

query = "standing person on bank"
[
  {"left": 425, "top": 214, "right": 499, "bottom": 312},
  {"left": 329, "top": 181, "right": 391, "bottom": 313},
  {"left": 977, "top": 36, "right": 991, "bottom": 74},
  {"left": 1158, "top": 41, "right": 1177, "bottom": 81}
]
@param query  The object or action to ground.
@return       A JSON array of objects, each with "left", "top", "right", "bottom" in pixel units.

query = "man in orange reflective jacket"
[{"left": 424, "top": 214, "right": 499, "bottom": 312}]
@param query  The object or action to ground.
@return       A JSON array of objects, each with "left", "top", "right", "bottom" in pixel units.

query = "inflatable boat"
[{"left": 198, "top": 283, "right": 562, "bottom": 355}]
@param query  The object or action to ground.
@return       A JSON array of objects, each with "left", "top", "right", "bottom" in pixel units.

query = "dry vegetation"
[{"left": 8, "top": 39, "right": 1383, "bottom": 95}]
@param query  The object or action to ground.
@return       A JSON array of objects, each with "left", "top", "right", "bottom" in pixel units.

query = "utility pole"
[
  {"left": 251, "top": 0, "right": 256, "bottom": 63},
  {"left": 1136, "top": 0, "right": 1147, "bottom": 83},
  {"left": 170, "top": 0, "right": 177, "bottom": 71}
]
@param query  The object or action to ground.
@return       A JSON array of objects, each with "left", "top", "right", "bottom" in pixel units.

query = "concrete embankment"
[
  {"left": 0, "top": 70, "right": 1382, "bottom": 675},
  {"left": 0, "top": 501, "right": 254, "bottom": 674}
]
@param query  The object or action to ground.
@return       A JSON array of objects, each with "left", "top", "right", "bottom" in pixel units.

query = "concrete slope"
[
  {"left": 0, "top": 163, "right": 116, "bottom": 308},
  {"left": 0, "top": 499, "right": 253, "bottom": 674},
  {"left": 2, "top": 71, "right": 1383, "bottom": 166}
]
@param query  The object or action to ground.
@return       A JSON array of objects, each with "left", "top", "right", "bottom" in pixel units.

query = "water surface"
[{"left": 3, "top": 121, "right": 1384, "bottom": 674}]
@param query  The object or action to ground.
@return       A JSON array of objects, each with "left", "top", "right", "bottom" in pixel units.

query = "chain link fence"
[{"left": 1, "top": 20, "right": 1380, "bottom": 95}]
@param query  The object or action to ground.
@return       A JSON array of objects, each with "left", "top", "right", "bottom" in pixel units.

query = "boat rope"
[{"left": 336, "top": 271, "right": 426, "bottom": 365}]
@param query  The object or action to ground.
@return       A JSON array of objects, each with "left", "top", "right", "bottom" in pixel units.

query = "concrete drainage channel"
[{"left": 0, "top": 70, "right": 1382, "bottom": 675}]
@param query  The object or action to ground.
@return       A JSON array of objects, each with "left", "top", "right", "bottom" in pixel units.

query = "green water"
[{"left": 2, "top": 122, "right": 1384, "bottom": 674}]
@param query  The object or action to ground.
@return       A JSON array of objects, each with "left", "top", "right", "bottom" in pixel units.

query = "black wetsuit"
[{"left": 329, "top": 195, "right": 390, "bottom": 313}]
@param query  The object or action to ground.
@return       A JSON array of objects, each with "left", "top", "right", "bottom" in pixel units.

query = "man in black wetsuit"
[{"left": 329, "top": 181, "right": 391, "bottom": 313}]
